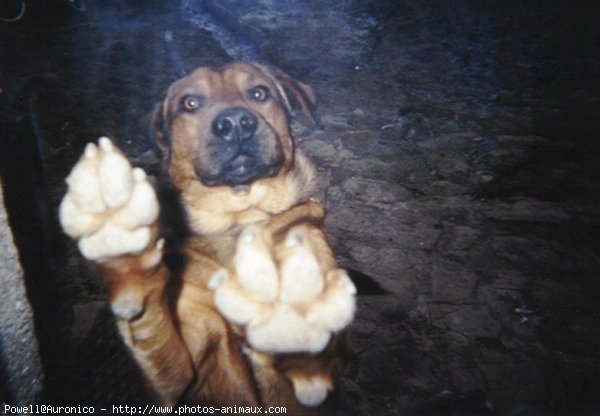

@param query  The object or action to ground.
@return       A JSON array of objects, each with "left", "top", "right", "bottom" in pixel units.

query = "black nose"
[{"left": 212, "top": 108, "right": 258, "bottom": 142}]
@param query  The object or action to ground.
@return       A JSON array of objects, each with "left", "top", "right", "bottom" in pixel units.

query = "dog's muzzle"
[{"left": 197, "top": 107, "right": 283, "bottom": 187}]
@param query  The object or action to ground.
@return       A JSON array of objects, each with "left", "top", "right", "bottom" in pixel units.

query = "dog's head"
[{"left": 151, "top": 62, "right": 320, "bottom": 189}]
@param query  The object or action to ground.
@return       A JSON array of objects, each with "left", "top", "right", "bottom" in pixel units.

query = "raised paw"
[
  {"left": 209, "top": 223, "right": 356, "bottom": 355},
  {"left": 59, "top": 137, "right": 159, "bottom": 262}
]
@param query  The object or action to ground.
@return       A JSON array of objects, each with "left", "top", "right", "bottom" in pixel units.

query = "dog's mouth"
[
  {"left": 227, "top": 154, "right": 254, "bottom": 176},
  {"left": 194, "top": 112, "right": 285, "bottom": 188},
  {"left": 199, "top": 152, "right": 282, "bottom": 187}
]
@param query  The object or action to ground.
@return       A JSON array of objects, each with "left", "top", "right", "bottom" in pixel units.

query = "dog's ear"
[
  {"left": 252, "top": 63, "right": 323, "bottom": 129},
  {"left": 149, "top": 100, "right": 170, "bottom": 156}
]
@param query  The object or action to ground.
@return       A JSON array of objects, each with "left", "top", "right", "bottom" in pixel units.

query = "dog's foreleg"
[
  {"left": 59, "top": 138, "right": 193, "bottom": 405},
  {"left": 105, "top": 254, "right": 194, "bottom": 405}
]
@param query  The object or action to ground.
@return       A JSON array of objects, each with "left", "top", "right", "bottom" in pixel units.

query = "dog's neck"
[{"left": 180, "top": 149, "right": 317, "bottom": 237}]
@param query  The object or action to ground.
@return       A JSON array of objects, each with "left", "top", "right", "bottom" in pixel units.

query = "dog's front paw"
[
  {"left": 59, "top": 137, "right": 159, "bottom": 262},
  {"left": 210, "top": 224, "right": 356, "bottom": 355}
]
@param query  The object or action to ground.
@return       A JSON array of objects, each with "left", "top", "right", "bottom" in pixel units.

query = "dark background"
[{"left": 1, "top": 0, "right": 599, "bottom": 414}]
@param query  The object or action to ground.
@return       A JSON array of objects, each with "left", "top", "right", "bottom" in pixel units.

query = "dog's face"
[{"left": 153, "top": 62, "right": 319, "bottom": 189}]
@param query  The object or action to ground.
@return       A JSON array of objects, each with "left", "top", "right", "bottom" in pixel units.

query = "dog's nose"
[{"left": 212, "top": 108, "right": 258, "bottom": 143}]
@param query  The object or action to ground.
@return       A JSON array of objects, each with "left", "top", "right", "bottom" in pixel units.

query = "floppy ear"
[
  {"left": 251, "top": 63, "right": 323, "bottom": 129},
  {"left": 149, "top": 100, "right": 171, "bottom": 157}
]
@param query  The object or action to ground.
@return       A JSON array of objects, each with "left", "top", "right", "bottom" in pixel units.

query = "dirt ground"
[{"left": 1, "top": 1, "right": 599, "bottom": 415}]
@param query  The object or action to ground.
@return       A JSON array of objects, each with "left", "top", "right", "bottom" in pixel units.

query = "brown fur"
[{"left": 100, "top": 62, "right": 346, "bottom": 413}]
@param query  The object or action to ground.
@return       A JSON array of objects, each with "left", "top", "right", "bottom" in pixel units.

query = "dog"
[{"left": 59, "top": 62, "right": 356, "bottom": 414}]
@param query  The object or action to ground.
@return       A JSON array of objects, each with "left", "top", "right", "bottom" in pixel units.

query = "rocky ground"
[{"left": 1, "top": 1, "right": 599, "bottom": 415}]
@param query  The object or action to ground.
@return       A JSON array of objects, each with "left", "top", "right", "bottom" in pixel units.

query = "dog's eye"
[
  {"left": 248, "top": 86, "right": 270, "bottom": 103},
  {"left": 181, "top": 95, "right": 203, "bottom": 112}
]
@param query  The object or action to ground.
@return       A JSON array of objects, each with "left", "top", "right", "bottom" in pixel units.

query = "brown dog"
[{"left": 59, "top": 62, "right": 356, "bottom": 413}]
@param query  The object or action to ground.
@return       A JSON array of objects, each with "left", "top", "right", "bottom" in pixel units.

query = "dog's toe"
[
  {"left": 111, "top": 170, "right": 159, "bottom": 230},
  {"left": 234, "top": 226, "right": 279, "bottom": 302},
  {"left": 211, "top": 269, "right": 269, "bottom": 326},
  {"left": 279, "top": 227, "right": 325, "bottom": 303},
  {"left": 306, "top": 270, "right": 356, "bottom": 331},
  {"left": 97, "top": 137, "right": 135, "bottom": 209},
  {"left": 59, "top": 193, "right": 103, "bottom": 238},
  {"left": 64, "top": 144, "right": 105, "bottom": 214}
]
